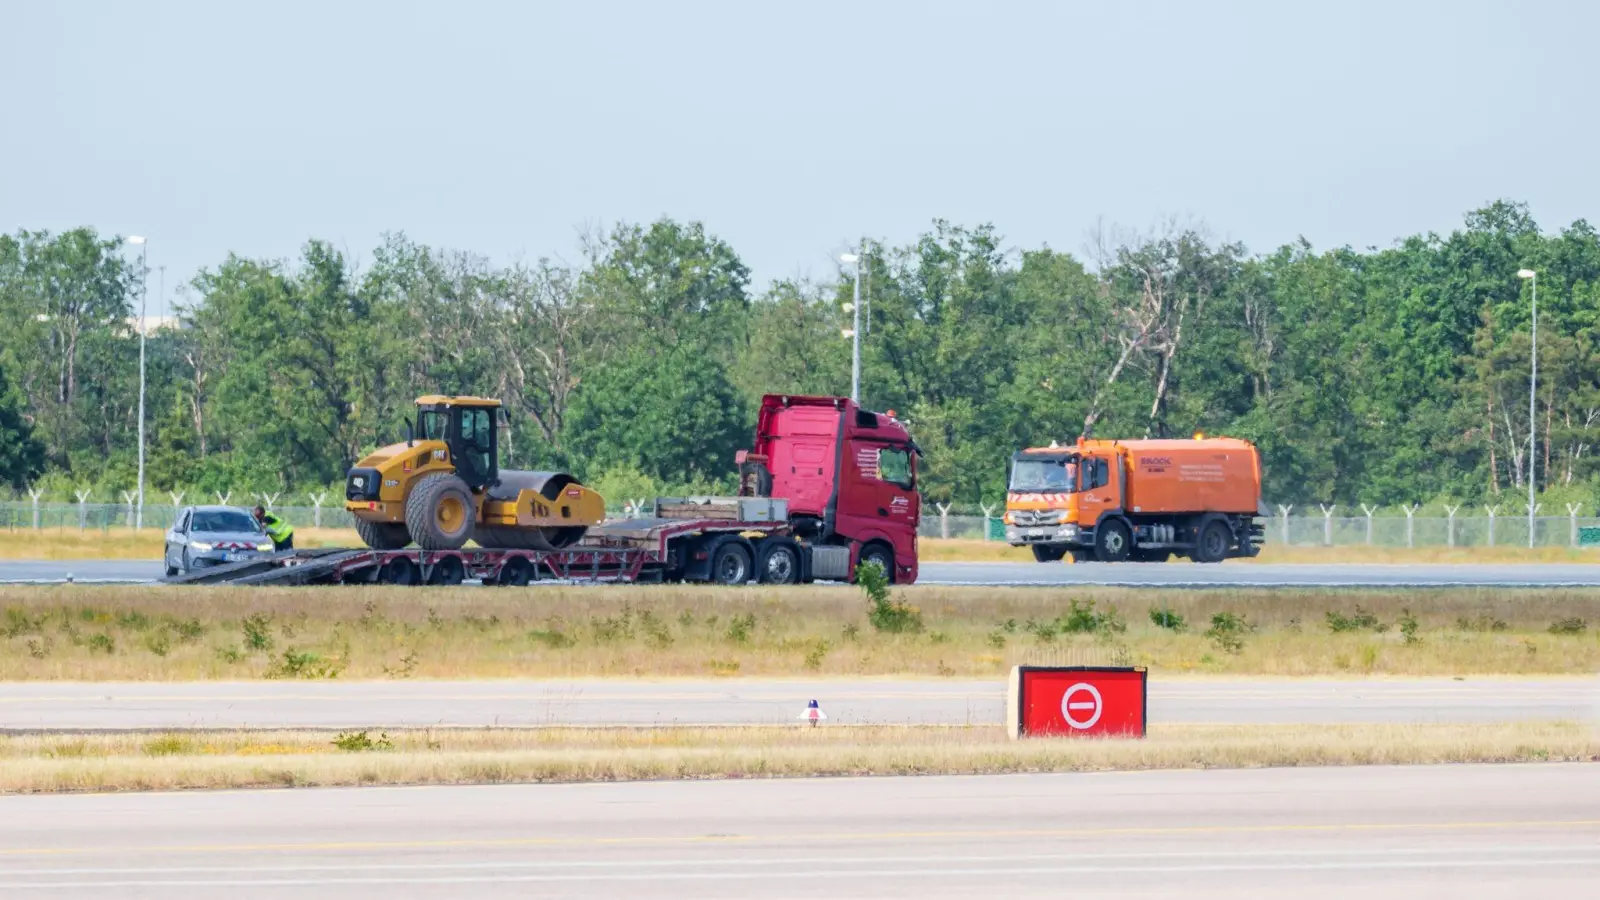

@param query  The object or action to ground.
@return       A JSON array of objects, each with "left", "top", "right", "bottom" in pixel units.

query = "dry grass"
[
  {"left": 6, "top": 722, "right": 1594, "bottom": 794},
  {"left": 1, "top": 584, "right": 1598, "bottom": 679}
]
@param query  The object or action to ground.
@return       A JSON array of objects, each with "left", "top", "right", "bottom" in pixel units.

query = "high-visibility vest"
[{"left": 261, "top": 511, "right": 294, "bottom": 542}]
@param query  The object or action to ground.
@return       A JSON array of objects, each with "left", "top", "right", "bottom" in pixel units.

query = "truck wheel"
[
  {"left": 355, "top": 518, "right": 411, "bottom": 550},
  {"left": 757, "top": 540, "right": 800, "bottom": 585},
  {"left": 1094, "top": 520, "right": 1131, "bottom": 562},
  {"left": 858, "top": 544, "right": 895, "bottom": 584},
  {"left": 1031, "top": 544, "right": 1067, "bottom": 563},
  {"left": 1194, "top": 520, "right": 1232, "bottom": 563},
  {"left": 711, "top": 543, "right": 752, "bottom": 585},
  {"left": 405, "top": 473, "right": 476, "bottom": 550}
]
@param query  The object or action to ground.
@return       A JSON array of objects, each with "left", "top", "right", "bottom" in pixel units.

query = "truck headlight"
[
  {"left": 189, "top": 541, "right": 214, "bottom": 552},
  {"left": 1054, "top": 525, "right": 1079, "bottom": 539}
]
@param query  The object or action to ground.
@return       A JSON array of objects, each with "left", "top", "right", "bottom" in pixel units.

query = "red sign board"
[{"left": 1007, "top": 666, "right": 1146, "bottom": 738}]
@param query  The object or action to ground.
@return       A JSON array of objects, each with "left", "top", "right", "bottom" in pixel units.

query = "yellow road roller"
[{"left": 343, "top": 395, "right": 607, "bottom": 551}]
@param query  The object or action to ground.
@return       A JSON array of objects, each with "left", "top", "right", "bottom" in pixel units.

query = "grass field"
[
  {"left": 6, "top": 721, "right": 1594, "bottom": 794},
  {"left": 2, "top": 583, "right": 1597, "bottom": 679}
]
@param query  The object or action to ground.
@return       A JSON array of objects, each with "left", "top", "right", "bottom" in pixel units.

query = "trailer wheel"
[
  {"left": 405, "top": 473, "right": 476, "bottom": 550},
  {"left": 425, "top": 555, "right": 465, "bottom": 586},
  {"left": 1194, "top": 520, "right": 1231, "bottom": 563},
  {"left": 380, "top": 556, "right": 420, "bottom": 586},
  {"left": 497, "top": 557, "right": 535, "bottom": 587},
  {"left": 1094, "top": 520, "right": 1131, "bottom": 562},
  {"left": 1030, "top": 544, "right": 1067, "bottom": 563},
  {"left": 355, "top": 518, "right": 411, "bottom": 550},
  {"left": 757, "top": 540, "right": 800, "bottom": 585},
  {"left": 710, "top": 543, "right": 752, "bottom": 585}
]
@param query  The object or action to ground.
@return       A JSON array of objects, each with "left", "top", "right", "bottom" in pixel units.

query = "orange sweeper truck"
[{"left": 1003, "top": 436, "right": 1265, "bottom": 563}]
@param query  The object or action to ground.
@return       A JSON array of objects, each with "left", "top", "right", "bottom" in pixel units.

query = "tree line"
[{"left": 4, "top": 200, "right": 1600, "bottom": 513}]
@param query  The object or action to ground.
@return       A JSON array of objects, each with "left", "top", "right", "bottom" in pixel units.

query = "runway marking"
[
  {"left": 7, "top": 855, "right": 1600, "bottom": 888},
  {"left": 8, "top": 844, "right": 1600, "bottom": 876},
  {"left": 3, "top": 819, "right": 1599, "bottom": 858}
]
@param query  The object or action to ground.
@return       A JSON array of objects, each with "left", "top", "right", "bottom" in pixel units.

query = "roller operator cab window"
[
  {"left": 418, "top": 410, "right": 449, "bottom": 441},
  {"left": 877, "top": 447, "right": 914, "bottom": 489},
  {"left": 456, "top": 407, "right": 495, "bottom": 486},
  {"left": 1010, "top": 457, "right": 1077, "bottom": 491}
]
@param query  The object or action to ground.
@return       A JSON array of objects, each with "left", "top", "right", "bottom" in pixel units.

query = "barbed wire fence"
[{"left": 4, "top": 495, "right": 1599, "bottom": 548}]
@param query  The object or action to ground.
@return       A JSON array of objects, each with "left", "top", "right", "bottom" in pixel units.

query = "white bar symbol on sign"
[{"left": 1061, "top": 682, "right": 1103, "bottom": 730}]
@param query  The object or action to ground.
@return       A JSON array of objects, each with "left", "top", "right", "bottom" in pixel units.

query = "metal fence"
[{"left": 5, "top": 502, "right": 1599, "bottom": 548}]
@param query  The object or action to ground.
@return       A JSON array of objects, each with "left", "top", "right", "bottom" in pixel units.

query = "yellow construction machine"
[{"left": 343, "top": 395, "right": 607, "bottom": 551}]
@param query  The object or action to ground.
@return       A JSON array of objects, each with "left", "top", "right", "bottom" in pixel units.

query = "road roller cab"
[{"left": 344, "top": 395, "right": 606, "bottom": 551}]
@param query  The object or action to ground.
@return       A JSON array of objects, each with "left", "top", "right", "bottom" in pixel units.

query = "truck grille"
[{"left": 1011, "top": 510, "right": 1063, "bottom": 527}]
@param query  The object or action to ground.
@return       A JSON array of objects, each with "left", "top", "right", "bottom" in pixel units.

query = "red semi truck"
[{"left": 167, "top": 394, "right": 923, "bottom": 587}]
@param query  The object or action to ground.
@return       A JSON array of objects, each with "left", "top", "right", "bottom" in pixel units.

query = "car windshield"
[
  {"left": 191, "top": 511, "right": 260, "bottom": 533},
  {"left": 1010, "top": 457, "right": 1077, "bottom": 491}
]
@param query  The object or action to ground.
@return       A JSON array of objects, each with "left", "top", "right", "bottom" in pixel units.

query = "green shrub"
[
  {"left": 1326, "top": 605, "right": 1385, "bottom": 633},
  {"left": 1148, "top": 607, "right": 1186, "bottom": 631},
  {"left": 1205, "top": 612, "right": 1251, "bottom": 654},
  {"left": 725, "top": 613, "right": 757, "bottom": 644},
  {"left": 1549, "top": 617, "right": 1588, "bottom": 635},
  {"left": 1398, "top": 608, "right": 1421, "bottom": 645},
  {"left": 241, "top": 613, "right": 274, "bottom": 652},
  {"left": 333, "top": 730, "right": 392, "bottom": 752},
  {"left": 859, "top": 560, "right": 923, "bottom": 633}
]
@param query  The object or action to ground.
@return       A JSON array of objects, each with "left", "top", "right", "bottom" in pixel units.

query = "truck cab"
[{"left": 742, "top": 395, "right": 922, "bottom": 583}]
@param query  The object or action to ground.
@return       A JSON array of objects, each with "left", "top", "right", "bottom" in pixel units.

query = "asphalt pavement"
[
  {"left": 3, "top": 677, "right": 1595, "bottom": 731},
  {"left": 3, "top": 764, "right": 1597, "bottom": 897},
  {"left": 9, "top": 558, "right": 1600, "bottom": 587}
]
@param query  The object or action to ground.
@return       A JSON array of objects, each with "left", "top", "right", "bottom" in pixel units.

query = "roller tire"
[
  {"left": 405, "top": 473, "right": 476, "bottom": 551},
  {"left": 355, "top": 518, "right": 411, "bottom": 551}
]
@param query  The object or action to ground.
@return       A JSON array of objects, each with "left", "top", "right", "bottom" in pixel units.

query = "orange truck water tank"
[{"left": 1098, "top": 438, "right": 1260, "bottom": 514}]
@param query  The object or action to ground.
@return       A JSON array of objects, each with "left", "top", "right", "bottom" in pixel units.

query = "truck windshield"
[{"left": 1010, "top": 457, "right": 1077, "bottom": 491}]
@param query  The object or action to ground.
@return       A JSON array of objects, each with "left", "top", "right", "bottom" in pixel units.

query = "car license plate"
[{"left": 224, "top": 552, "right": 248, "bottom": 562}]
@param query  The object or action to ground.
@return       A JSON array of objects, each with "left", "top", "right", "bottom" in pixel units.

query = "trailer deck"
[{"left": 159, "top": 516, "right": 796, "bottom": 586}]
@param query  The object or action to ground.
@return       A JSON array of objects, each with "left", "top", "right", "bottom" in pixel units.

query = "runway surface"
[
  {"left": 3, "top": 764, "right": 1597, "bottom": 897},
  {"left": 4, "top": 677, "right": 1595, "bottom": 731},
  {"left": 7, "top": 558, "right": 1600, "bottom": 587}
]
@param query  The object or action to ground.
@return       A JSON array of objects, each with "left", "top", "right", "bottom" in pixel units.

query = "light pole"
[
  {"left": 1519, "top": 268, "right": 1537, "bottom": 547},
  {"left": 127, "top": 236, "right": 148, "bottom": 530},
  {"left": 840, "top": 245, "right": 863, "bottom": 402}
]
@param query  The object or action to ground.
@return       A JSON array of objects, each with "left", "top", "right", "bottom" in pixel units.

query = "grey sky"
[{"left": 5, "top": 0, "right": 1595, "bottom": 316}]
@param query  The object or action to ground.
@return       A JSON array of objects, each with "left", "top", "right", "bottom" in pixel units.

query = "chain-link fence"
[{"left": 6, "top": 501, "right": 1599, "bottom": 548}]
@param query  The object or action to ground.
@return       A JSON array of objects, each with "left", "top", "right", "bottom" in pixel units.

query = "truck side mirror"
[{"left": 405, "top": 417, "right": 415, "bottom": 447}]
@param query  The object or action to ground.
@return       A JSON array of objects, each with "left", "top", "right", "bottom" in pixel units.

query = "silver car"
[{"left": 164, "top": 505, "right": 277, "bottom": 576}]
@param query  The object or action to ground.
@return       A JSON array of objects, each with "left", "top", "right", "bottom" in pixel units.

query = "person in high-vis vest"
[{"left": 255, "top": 505, "right": 295, "bottom": 551}]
